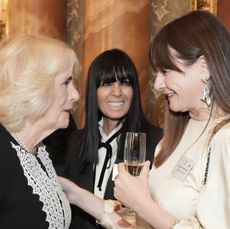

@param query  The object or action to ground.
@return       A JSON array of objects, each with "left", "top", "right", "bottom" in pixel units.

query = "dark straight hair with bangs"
[
  {"left": 79, "top": 49, "right": 148, "bottom": 162},
  {"left": 149, "top": 10, "right": 230, "bottom": 167}
]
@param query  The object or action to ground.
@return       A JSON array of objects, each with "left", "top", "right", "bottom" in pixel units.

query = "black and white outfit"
[
  {"left": 0, "top": 124, "right": 71, "bottom": 229},
  {"left": 65, "top": 119, "right": 163, "bottom": 229}
]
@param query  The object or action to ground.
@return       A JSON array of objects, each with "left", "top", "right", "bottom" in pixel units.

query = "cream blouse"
[{"left": 149, "top": 118, "right": 230, "bottom": 229}]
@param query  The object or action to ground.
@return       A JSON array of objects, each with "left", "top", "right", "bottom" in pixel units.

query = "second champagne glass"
[
  {"left": 124, "top": 132, "right": 146, "bottom": 177},
  {"left": 123, "top": 132, "right": 146, "bottom": 226}
]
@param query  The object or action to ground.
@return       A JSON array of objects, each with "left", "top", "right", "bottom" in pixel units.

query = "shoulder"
[
  {"left": 0, "top": 126, "right": 20, "bottom": 187},
  {"left": 211, "top": 123, "right": 230, "bottom": 149},
  {"left": 209, "top": 122, "right": 230, "bottom": 164},
  {"left": 0, "top": 125, "right": 13, "bottom": 151},
  {"left": 205, "top": 123, "right": 230, "bottom": 188},
  {"left": 0, "top": 127, "right": 9, "bottom": 169}
]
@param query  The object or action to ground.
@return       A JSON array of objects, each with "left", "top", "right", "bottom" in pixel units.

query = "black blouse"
[{"left": 0, "top": 125, "right": 49, "bottom": 229}]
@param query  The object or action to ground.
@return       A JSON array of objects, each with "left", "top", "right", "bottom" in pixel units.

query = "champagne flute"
[{"left": 123, "top": 132, "right": 146, "bottom": 223}]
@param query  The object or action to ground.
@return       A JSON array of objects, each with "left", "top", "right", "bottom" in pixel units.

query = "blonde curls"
[{"left": 0, "top": 35, "right": 79, "bottom": 132}]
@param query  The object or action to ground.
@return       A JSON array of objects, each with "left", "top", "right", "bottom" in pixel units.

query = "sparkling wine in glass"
[
  {"left": 124, "top": 132, "right": 146, "bottom": 177},
  {"left": 123, "top": 132, "right": 146, "bottom": 225}
]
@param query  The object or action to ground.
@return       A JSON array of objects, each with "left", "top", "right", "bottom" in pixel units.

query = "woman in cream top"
[
  {"left": 150, "top": 118, "right": 230, "bottom": 228},
  {"left": 114, "top": 10, "right": 230, "bottom": 229},
  {"left": 57, "top": 10, "right": 230, "bottom": 229}
]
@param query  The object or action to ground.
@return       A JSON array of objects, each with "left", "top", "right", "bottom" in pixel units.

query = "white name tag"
[{"left": 172, "top": 156, "right": 194, "bottom": 182}]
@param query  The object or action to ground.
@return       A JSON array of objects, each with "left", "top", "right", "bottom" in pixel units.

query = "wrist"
[
  {"left": 134, "top": 194, "right": 153, "bottom": 216},
  {"left": 97, "top": 200, "right": 121, "bottom": 227}
]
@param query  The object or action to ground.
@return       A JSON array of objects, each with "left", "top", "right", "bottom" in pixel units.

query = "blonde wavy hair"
[{"left": 0, "top": 35, "right": 79, "bottom": 132}]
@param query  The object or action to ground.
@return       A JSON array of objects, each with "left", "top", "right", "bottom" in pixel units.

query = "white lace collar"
[{"left": 11, "top": 142, "right": 71, "bottom": 229}]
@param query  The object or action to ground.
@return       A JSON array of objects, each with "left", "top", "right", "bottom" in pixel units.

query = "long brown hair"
[{"left": 149, "top": 10, "right": 230, "bottom": 167}]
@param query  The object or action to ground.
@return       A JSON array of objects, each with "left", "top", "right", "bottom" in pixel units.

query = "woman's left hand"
[{"left": 114, "top": 161, "right": 153, "bottom": 214}]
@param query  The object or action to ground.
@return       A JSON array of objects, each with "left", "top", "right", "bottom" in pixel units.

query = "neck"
[
  {"left": 189, "top": 108, "right": 211, "bottom": 121},
  {"left": 189, "top": 103, "right": 225, "bottom": 121},
  {"left": 11, "top": 132, "right": 36, "bottom": 154},
  {"left": 11, "top": 121, "right": 54, "bottom": 155},
  {"left": 102, "top": 117, "right": 120, "bottom": 135}
]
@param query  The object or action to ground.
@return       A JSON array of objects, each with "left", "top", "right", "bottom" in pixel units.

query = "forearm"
[
  {"left": 135, "top": 197, "right": 177, "bottom": 229},
  {"left": 71, "top": 185, "right": 104, "bottom": 220}
]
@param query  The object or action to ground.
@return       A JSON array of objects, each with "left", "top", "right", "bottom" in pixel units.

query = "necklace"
[
  {"left": 203, "top": 146, "right": 211, "bottom": 185},
  {"left": 11, "top": 132, "right": 31, "bottom": 153}
]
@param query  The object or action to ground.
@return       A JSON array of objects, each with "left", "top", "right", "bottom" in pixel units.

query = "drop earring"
[{"left": 201, "top": 77, "right": 211, "bottom": 106}]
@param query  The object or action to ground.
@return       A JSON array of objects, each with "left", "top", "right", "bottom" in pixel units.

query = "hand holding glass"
[{"left": 123, "top": 132, "right": 146, "bottom": 221}]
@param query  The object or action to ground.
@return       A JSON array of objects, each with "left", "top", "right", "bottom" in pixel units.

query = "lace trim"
[{"left": 11, "top": 142, "right": 71, "bottom": 229}]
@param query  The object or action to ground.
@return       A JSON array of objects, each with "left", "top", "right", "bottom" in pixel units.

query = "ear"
[{"left": 198, "top": 55, "right": 211, "bottom": 81}]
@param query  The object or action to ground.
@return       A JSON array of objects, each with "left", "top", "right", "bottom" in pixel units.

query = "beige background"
[{"left": 3, "top": 0, "right": 227, "bottom": 128}]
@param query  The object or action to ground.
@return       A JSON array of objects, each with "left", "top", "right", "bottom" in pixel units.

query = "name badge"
[{"left": 172, "top": 156, "right": 194, "bottom": 182}]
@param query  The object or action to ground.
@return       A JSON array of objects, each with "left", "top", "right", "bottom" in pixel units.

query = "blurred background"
[{"left": 1, "top": 0, "right": 229, "bottom": 128}]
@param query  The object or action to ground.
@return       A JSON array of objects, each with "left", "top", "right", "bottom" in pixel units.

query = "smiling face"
[
  {"left": 97, "top": 80, "right": 133, "bottom": 124},
  {"left": 42, "top": 67, "right": 79, "bottom": 132},
  {"left": 154, "top": 48, "right": 210, "bottom": 119}
]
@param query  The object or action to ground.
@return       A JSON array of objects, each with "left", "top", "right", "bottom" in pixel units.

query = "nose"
[
  {"left": 112, "top": 82, "right": 122, "bottom": 96},
  {"left": 154, "top": 72, "right": 165, "bottom": 92},
  {"left": 71, "top": 84, "right": 80, "bottom": 102}
]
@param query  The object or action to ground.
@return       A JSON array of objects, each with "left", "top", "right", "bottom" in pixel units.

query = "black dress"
[
  {"left": 0, "top": 125, "right": 71, "bottom": 229},
  {"left": 65, "top": 123, "right": 163, "bottom": 229}
]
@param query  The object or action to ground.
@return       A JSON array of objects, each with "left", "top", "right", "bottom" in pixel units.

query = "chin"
[
  {"left": 169, "top": 106, "right": 181, "bottom": 113},
  {"left": 62, "top": 121, "right": 70, "bottom": 128},
  {"left": 58, "top": 119, "right": 70, "bottom": 129}
]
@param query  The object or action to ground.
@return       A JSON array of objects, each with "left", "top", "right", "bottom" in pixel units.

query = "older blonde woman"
[{"left": 0, "top": 35, "right": 79, "bottom": 229}]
